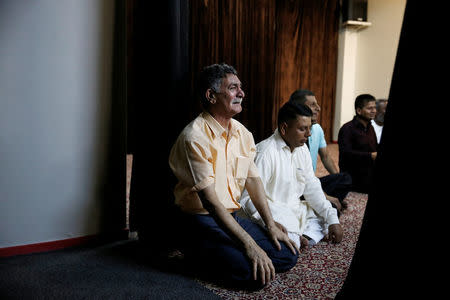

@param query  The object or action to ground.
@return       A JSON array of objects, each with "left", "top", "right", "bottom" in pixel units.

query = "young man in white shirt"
[{"left": 239, "top": 102, "right": 343, "bottom": 249}]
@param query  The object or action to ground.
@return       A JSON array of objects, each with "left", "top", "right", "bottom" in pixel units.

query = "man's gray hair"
[{"left": 196, "top": 63, "right": 238, "bottom": 109}]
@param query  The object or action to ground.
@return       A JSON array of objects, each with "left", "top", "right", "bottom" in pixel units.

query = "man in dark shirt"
[{"left": 338, "top": 94, "right": 377, "bottom": 193}]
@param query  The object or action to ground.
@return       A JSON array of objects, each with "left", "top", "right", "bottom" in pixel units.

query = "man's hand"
[
  {"left": 325, "top": 193, "right": 342, "bottom": 212},
  {"left": 371, "top": 152, "right": 377, "bottom": 160},
  {"left": 326, "top": 224, "right": 343, "bottom": 243},
  {"left": 274, "top": 221, "right": 287, "bottom": 234},
  {"left": 267, "top": 224, "right": 299, "bottom": 255},
  {"left": 244, "top": 177, "right": 298, "bottom": 251},
  {"left": 244, "top": 177, "right": 298, "bottom": 283},
  {"left": 244, "top": 240, "right": 275, "bottom": 285},
  {"left": 198, "top": 184, "right": 276, "bottom": 285}
]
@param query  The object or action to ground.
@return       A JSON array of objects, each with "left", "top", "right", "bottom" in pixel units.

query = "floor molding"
[{"left": 0, "top": 230, "right": 129, "bottom": 258}]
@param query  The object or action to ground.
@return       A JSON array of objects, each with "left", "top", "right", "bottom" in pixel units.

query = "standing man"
[
  {"left": 338, "top": 94, "right": 378, "bottom": 193},
  {"left": 289, "top": 89, "right": 352, "bottom": 212},
  {"left": 239, "top": 102, "right": 343, "bottom": 249},
  {"left": 169, "top": 63, "right": 298, "bottom": 290},
  {"left": 371, "top": 98, "right": 388, "bottom": 144}
]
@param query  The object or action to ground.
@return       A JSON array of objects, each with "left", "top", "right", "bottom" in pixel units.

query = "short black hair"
[
  {"left": 354, "top": 94, "right": 376, "bottom": 111},
  {"left": 196, "top": 63, "right": 238, "bottom": 109},
  {"left": 288, "top": 89, "right": 315, "bottom": 106},
  {"left": 277, "top": 101, "right": 313, "bottom": 127}
]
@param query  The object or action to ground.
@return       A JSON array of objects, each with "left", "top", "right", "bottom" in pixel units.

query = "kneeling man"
[
  {"left": 240, "top": 102, "right": 343, "bottom": 249},
  {"left": 169, "top": 63, "right": 298, "bottom": 290}
]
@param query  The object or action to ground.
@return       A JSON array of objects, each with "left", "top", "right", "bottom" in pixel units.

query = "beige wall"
[
  {"left": 355, "top": 0, "right": 406, "bottom": 98},
  {"left": 333, "top": 0, "right": 406, "bottom": 141}
]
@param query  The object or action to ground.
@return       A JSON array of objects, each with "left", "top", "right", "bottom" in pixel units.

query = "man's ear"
[
  {"left": 279, "top": 121, "right": 288, "bottom": 136},
  {"left": 355, "top": 107, "right": 361, "bottom": 116},
  {"left": 205, "top": 89, "right": 216, "bottom": 104}
]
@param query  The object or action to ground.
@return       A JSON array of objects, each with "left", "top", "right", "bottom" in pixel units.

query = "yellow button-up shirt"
[{"left": 169, "top": 112, "right": 260, "bottom": 214}]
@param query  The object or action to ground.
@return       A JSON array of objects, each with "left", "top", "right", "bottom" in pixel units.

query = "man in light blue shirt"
[
  {"left": 289, "top": 89, "right": 352, "bottom": 213},
  {"left": 309, "top": 123, "right": 327, "bottom": 173}
]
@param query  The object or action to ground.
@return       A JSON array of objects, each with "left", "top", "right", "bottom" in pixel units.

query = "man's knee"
[
  {"left": 339, "top": 172, "right": 352, "bottom": 186},
  {"left": 282, "top": 250, "right": 299, "bottom": 272},
  {"left": 223, "top": 251, "right": 297, "bottom": 291},
  {"left": 270, "top": 245, "right": 299, "bottom": 273}
]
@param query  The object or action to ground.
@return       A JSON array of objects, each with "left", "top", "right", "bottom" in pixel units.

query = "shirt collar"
[
  {"left": 352, "top": 115, "right": 371, "bottom": 131},
  {"left": 274, "top": 128, "right": 290, "bottom": 151},
  {"left": 274, "top": 128, "right": 305, "bottom": 154},
  {"left": 202, "top": 111, "right": 240, "bottom": 139}
]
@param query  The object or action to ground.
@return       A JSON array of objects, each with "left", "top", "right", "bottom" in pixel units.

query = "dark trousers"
[
  {"left": 175, "top": 210, "right": 298, "bottom": 289},
  {"left": 348, "top": 170, "right": 373, "bottom": 194},
  {"left": 319, "top": 172, "right": 352, "bottom": 203}
]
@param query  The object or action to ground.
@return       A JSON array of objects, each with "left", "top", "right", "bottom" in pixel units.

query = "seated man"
[
  {"left": 289, "top": 89, "right": 352, "bottom": 212},
  {"left": 169, "top": 63, "right": 298, "bottom": 289},
  {"left": 239, "top": 102, "right": 343, "bottom": 249},
  {"left": 371, "top": 98, "right": 388, "bottom": 144},
  {"left": 338, "top": 94, "right": 378, "bottom": 193}
]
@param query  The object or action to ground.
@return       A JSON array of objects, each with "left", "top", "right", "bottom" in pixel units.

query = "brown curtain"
[{"left": 190, "top": 0, "right": 340, "bottom": 143}]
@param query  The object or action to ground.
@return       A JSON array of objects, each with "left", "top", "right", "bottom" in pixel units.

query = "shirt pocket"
[{"left": 235, "top": 156, "right": 251, "bottom": 179}]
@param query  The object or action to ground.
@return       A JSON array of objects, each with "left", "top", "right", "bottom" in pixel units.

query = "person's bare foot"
[
  {"left": 327, "top": 196, "right": 342, "bottom": 212},
  {"left": 341, "top": 201, "right": 348, "bottom": 210}
]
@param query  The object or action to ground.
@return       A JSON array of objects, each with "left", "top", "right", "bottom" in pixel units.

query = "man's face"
[
  {"left": 211, "top": 74, "right": 245, "bottom": 118},
  {"left": 375, "top": 101, "right": 388, "bottom": 123},
  {"left": 280, "top": 115, "right": 312, "bottom": 152},
  {"left": 377, "top": 101, "right": 388, "bottom": 116},
  {"left": 304, "top": 95, "right": 321, "bottom": 124},
  {"left": 357, "top": 100, "right": 376, "bottom": 121}
]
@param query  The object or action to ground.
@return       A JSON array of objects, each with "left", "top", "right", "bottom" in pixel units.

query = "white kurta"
[{"left": 239, "top": 129, "right": 339, "bottom": 243}]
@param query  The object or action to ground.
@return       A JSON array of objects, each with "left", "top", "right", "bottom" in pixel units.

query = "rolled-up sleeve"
[
  {"left": 185, "top": 139, "right": 215, "bottom": 191},
  {"left": 169, "top": 133, "right": 215, "bottom": 192},
  {"left": 243, "top": 132, "right": 259, "bottom": 178},
  {"left": 247, "top": 160, "right": 260, "bottom": 178}
]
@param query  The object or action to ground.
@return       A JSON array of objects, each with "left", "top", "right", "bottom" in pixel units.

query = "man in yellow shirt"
[{"left": 169, "top": 63, "right": 298, "bottom": 289}]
